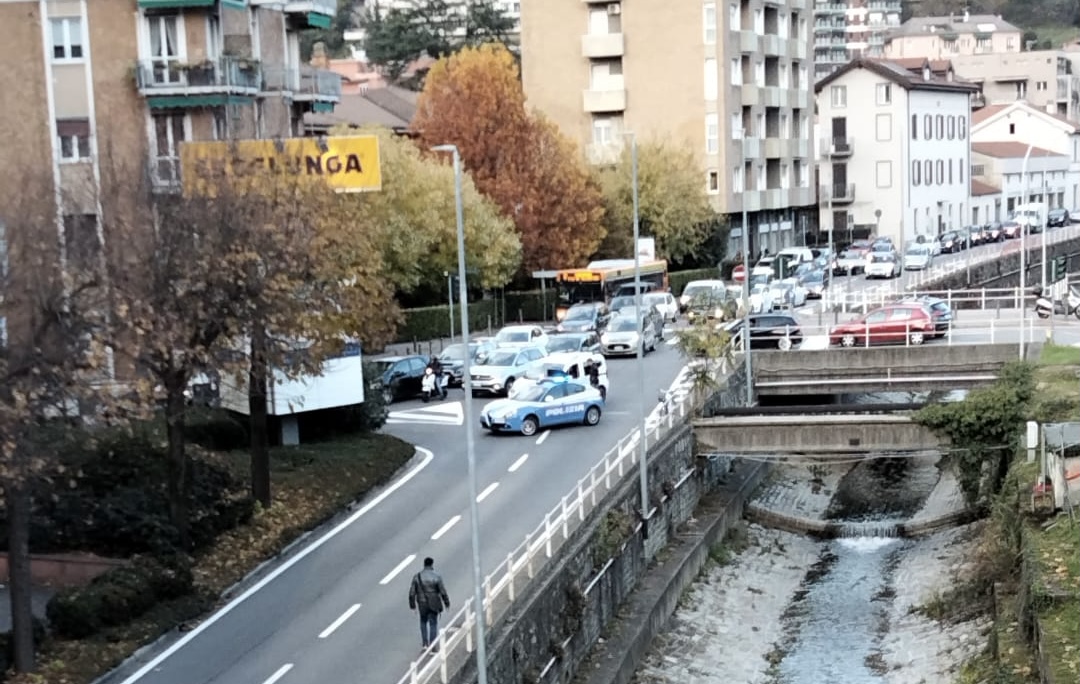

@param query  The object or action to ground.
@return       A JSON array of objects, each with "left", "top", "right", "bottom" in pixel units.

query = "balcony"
[
  {"left": 763, "top": 34, "right": 782, "bottom": 55},
  {"left": 764, "top": 138, "right": 785, "bottom": 158},
  {"left": 794, "top": 138, "right": 811, "bottom": 158},
  {"left": 740, "top": 31, "right": 761, "bottom": 53},
  {"left": 139, "top": 0, "right": 245, "bottom": 9},
  {"left": 815, "top": 3, "right": 846, "bottom": 12},
  {"left": 581, "top": 32, "right": 625, "bottom": 58},
  {"left": 822, "top": 183, "right": 855, "bottom": 203},
  {"left": 135, "top": 56, "right": 260, "bottom": 108},
  {"left": 277, "top": 0, "right": 336, "bottom": 28},
  {"left": 790, "top": 0, "right": 807, "bottom": 9},
  {"left": 740, "top": 84, "right": 760, "bottom": 106},
  {"left": 742, "top": 137, "right": 761, "bottom": 159},
  {"left": 792, "top": 89, "right": 811, "bottom": 109},
  {"left": 583, "top": 88, "right": 626, "bottom": 113},
  {"left": 820, "top": 137, "right": 853, "bottom": 157},
  {"left": 738, "top": 190, "right": 762, "bottom": 212},
  {"left": 762, "top": 85, "right": 786, "bottom": 107}
]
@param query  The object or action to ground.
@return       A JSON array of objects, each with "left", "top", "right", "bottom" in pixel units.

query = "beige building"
[
  {"left": 950, "top": 50, "right": 1080, "bottom": 121},
  {"left": 520, "top": 0, "right": 817, "bottom": 256},
  {"left": 884, "top": 12, "right": 1022, "bottom": 60},
  {"left": 0, "top": 0, "right": 342, "bottom": 282}
]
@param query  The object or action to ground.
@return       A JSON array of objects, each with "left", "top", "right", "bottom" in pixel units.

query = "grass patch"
[
  {"left": 1032, "top": 352, "right": 1080, "bottom": 421},
  {"left": 1028, "top": 515, "right": 1080, "bottom": 597},
  {"left": 912, "top": 580, "right": 993, "bottom": 624},
  {"left": 28, "top": 432, "right": 415, "bottom": 684},
  {"left": 1038, "top": 343, "right": 1080, "bottom": 367},
  {"left": 1036, "top": 598, "right": 1080, "bottom": 684},
  {"left": 1029, "top": 25, "right": 1080, "bottom": 49}
]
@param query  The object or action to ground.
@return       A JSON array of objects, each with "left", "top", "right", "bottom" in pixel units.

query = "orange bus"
[{"left": 554, "top": 259, "right": 669, "bottom": 320}]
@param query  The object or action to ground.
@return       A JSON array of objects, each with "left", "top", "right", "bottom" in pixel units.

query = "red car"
[{"left": 829, "top": 304, "right": 936, "bottom": 347}]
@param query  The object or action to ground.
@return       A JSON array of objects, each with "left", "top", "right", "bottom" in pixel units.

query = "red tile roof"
[
  {"left": 970, "top": 179, "right": 1000, "bottom": 196},
  {"left": 971, "top": 101, "right": 1080, "bottom": 132},
  {"left": 972, "top": 104, "right": 1008, "bottom": 125},
  {"left": 971, "top": 141, "right": 1065, "bottom": 158}
]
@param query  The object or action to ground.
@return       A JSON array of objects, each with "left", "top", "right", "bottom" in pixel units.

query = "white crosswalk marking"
[{"left": 385, "top": 401, "right": 464, "bottom": 426}]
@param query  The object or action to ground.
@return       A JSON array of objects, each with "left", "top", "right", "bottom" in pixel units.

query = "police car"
[{"left": 480, "top": 378, "right": 604, "bottom": 436}]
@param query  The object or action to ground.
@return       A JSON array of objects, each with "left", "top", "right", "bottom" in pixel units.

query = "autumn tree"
[
  {"left": 0, "top": 172, "right": 114, "bottom": 672},
  {"left": 595, "top": 140, "right": 720, "bottom": 265},
  {"left": 340, "top": 125, "right": 520, "bottom": 294},
  {"left": 412, "top": 42, "right": 606, "bottom": 273}
]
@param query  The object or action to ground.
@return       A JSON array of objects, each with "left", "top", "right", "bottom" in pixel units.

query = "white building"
[
  {"left": 814, "top": 58, "right": 979, "bottom": 246},
  {"left": 969, "top": 178, "right": 1003, "bottom": 225},
  {"left": 971, "top": 101, "right": 1080, "bottom": 210},
  {"left": 971, "top": 142, "right": 1072, "bottom": 215}
]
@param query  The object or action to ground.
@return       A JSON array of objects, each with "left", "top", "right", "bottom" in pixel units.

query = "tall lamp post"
[
  {"left": 740, "top": 129, "right": 752, "bottom": 406},
  {"left": 1019, "top": 142, "right": 1034, "bottom": 360},
  {"left": 625, "top": 132, "right": 650, "bottom": 521},
  {"left": 432, "top": 144, "right": 489, "bottom": 684}
]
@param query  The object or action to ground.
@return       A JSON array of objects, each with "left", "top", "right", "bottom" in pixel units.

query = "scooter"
[{"left": 1034, "top": 286, "right": 1080, "bottom": 319}]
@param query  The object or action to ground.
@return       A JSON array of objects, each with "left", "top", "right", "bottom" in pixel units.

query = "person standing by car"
[
  {"left": 426, "top": 355, "right": 447, "bottom": 399},
  {"left": 408, "top": 557, "right": 450, "bottom": 652}
]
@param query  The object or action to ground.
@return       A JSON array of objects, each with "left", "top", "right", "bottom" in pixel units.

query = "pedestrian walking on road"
[{"left": 408, "top": 557, "right": 450, "bottom": 652}]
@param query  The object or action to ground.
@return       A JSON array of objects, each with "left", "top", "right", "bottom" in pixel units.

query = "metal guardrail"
[
  {"left": 736, "top": 318, "right": 1044, "bottom": 352},
  {"left": 135, "top": 56, "right": 261, "bottom": 92},
  {"left": 394, "top": 365, "right": 704, "bottom": 684}
]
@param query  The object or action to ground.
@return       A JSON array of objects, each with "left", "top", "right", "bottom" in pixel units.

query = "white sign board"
[
  {"left": 219, "top": 352, "right": 365, "bottom": 416},
  {"left": 636, "top": 237, "right": 656, "bottom": 261}
]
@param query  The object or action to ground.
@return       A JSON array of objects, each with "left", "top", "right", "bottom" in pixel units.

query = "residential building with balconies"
[
  {"left": 520, "top": 0, "right": 817, "bottom": 258},
  {"left": 883, "top": 12, "right": 1022, "bottom": 61},
  {"left": 814, "top": 58, "right": 978, "bottom": 246},
  {"left": 970, "top": 100, "right": 1080, "bottom": 210},
  {"left": 0, "top": 0, "right": 343, "bottom": 279},
  {"left": 812, "top": 0, "right": 901, "bottom": 83},
  {"left": 948, "top": 51, "right": 1080, "bottom": 121}
]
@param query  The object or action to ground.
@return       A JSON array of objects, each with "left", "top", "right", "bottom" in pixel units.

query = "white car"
[
  {"left": 752, "top": 257, "right": 776, "bottom": 278},
  {"left": 495, "top": 324, "right": 550, "bottom": 351},
  {"left": 642, "top": 291, "right": 679, "bottom": 322},
  {"left": 509, "top": 351, "right": 609, "bottom": 400},
  {"left": 904, "top": 244, "right": 932, "bottom": 270},
  {"left": 679, "top": 279, "right": 727, "bottom": 311},
  {"left": 865, "top": 252, "right": 901, "bottom": 279},
  {"left": 748, "top": 283, "right": 776, "bottom": 313},
  {"left": 469, "top": 346, "right": 548, "bottom": 396},
  {"left": 770, "top": 279, "right": 808, "bottom": 309}
]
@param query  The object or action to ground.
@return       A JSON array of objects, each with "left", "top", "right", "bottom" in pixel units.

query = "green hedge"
[
  {"left": 670, "top": 268, "right": 721, "bottom": 296},
  {"left": 395, "top": 291, "right": 549, "bottom": 342},
  {"left": 46, "top": 555, "right": 194, "bottom": 639}
]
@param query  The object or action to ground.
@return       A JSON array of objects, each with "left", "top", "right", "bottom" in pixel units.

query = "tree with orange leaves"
[{"left": 412, "top": 42, "right": 606, "bottom": 272}]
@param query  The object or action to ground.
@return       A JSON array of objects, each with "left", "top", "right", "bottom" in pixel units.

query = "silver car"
[
  {"left": 600, "top": 313, "right": 658, "bottom": 357},
  {"left": 469, "top": 346, "right": 547, "bottom": 396},
  {"left": 903, "top": 244, "right": 932, "bottom": 271}
]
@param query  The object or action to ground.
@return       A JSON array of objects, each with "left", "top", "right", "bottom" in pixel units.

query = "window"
[
  {"left": 757, "top": 164, "right": 766, "bottom": 191},
  {"left": 151, "top": 113, "right": 186, "bottom": 185},
  {"left": 731, "top": 57, "right": 741, "bottom": 85},
  {"left": 757, "top": 112, "right": 765, "bottom": 137},
  {"left": 876, "top": 83, "right": 891, "bottom": 105},
  {"left": 959, "top": 158, "right": 964, "bottom": 183},
  {"left": 935, "top": 114, "right": 944, "bottom": 139},
  {"left": 706, "top": 114, "right": 719, "bottom": 154},
  {"left": 732, "top": 113, "right": 742, "bottom": 138},
  {"left": 944, "top": 39, "right": 957, "bottom": 52},
  {"left": 971, "top": 164, "right": 985, "bottom": 177},
  {"left": 924, "top": 160, "right": 932, "bottom": 183},
  {"left": 1008, "top": 122, "right": 1015, "bottom": 135},
  {"left": 948, "top": 159, "right": 953, "bottom": 184},
  {"left": 924, "top": 114, "right": 932, "bottom": 139},
  {"left": 57, "top": 119, "right": 91, "bottom": 162},
  {"left": 146, "top": 15, "right": 182, "bottom": 85},
  {"left": 1036, "top": 80, "right": 1048, "bottom": 91},
  {"left": 936, "top": 159, "right": 944, "bottom": 185},
  {"left": 704, "top": 3, "right": 716, "bottom": 44},
  {"left": 730, "top": 3, "right": 739, "bottom": 31},
  {"left": 876, "top": 113, "right": 891, "bottom": 141},
  {"left": 63, "top": 214, "right": 99, "bottom": 274},
  {"left": 707, "top": 170, "right": 720, "bottom": 194},
  {"left": 754, "top": 8, "right": 763, "bottom": 34},
  {"left": 796, "top": 159, "right": 807, "bottom": 187},
  {"left": 592, "top": 116, "right": 617, "bottom": 144},
  {"left": 733, "top": 164, "right": 744, "bottom": 193},
  {"left": 755, "top": 60, "right": 765, "bottom": 86},
  {"left": 50, "top": 17, "right": 84, "bottom": 61},
  {"left": 705, "top": 58, "right": 718, "bottom": 100},
  {"left": 781, "top": 162, "right": 789, "bottom": 189},
  {"left": 830, "top": 85, "right": 847, "bottom": 107},
  {"left": 947, "top": 115, "right": 956, "bottom": 139},
  {"left": 911, "top": 114, "right": 918, "bottom": 140},
  {"left": 912, "top": 159, "right": 921, "bottom": 186},
  {"left": 590, "top": 60, "right": 623, "bottom": 89},
  {"left": 780, "top": 112, "right": 789, "bottom": 137},
  {"left": 959, "top": 116, "right": 967, "bottom": 139}
]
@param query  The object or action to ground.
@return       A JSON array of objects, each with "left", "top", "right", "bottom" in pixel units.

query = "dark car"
[
  {"left": 939, "top": 230, "right": 962, "bottom": 253},
  {"left": 547, "top": 331, "right": 602, "bottom": 354},
  {"left": 963, "top": 225, "right": 985, "bottom": 246},
  {"left": 609, "top": 295, "right": 636, "bottom": 315},
  {"left": 901, "top": 296, "right": 954, "bottom": 337},
  {"left": 723, "top": 313, "right": 803, "bottom": 350},
  {"left": 1002, "top": 220, "right": 1023, "bottom": 239},
  {"left": 984, "top": 221, "right": 1005, "bottom": 242},
  {"left": 438, "top": 339, "right": 498, "bottom": 387},
  {"left": 375, "top": 355, "right": 430, "bottom": 403},
  {"left": 556, "top": 302, "right": 609, "bottom": 333},
  {"left": 1048, "top": 208, "right": 1070, "bottom": 228}
]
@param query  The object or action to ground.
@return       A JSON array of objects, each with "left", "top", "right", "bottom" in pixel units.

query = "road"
[{"left": 109, "top": 339, "right": 688, "bottom": 684}]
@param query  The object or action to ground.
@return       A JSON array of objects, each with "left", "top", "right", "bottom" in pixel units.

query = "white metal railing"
[
  {"left": 742, "top": 318, "right": 1044, "bottom": 352},
  {"left": 395, "top": 364, "right": 704, "bottom": 684}
]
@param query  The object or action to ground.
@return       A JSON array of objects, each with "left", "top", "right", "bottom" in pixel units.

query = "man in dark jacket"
[{"left": 408, "top": 557, "right": 450, "bottom": 651}]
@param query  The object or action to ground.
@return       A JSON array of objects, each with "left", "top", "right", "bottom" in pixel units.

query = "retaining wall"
[{"left": 918, "top": 235, "right": 1080, "bottom": 292}]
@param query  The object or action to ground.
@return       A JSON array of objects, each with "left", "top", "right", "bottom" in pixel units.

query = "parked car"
[
  {"left": 748, "top": 282, "right": 777, "bottom": 313},
  {"left": 1047, "top": 208, "right": 1070, "bottom": 228},
  {"left": 836, "top": 249, "right": 867, "bottom": 275},
  {"left": 963, "top": 225, "right": 985, "bottom": 246},
  {"left": 509, "top": 351, "right": 609, "bottom": 401},
  {"left": 479, "top": 378, "right": 604, "bottom": 436},
  {"left": 829, "top": 304, "right": 936, "bottom": 347},
  {"left": 470, "top": 346, "right": 548, "bottom": 396},
  {"left": 621, "top": 304, "right": 665, "bottom": 339},
  {"left": 984, "top": 222, "right": 1005, "bottom": 242},
  {"left": 849, "top": 239, "right": 875, "bottom": 257},
  {"left": 600, "top": 311, "right": 659, "bottom": 356},
  {"left": 609, "top": 294, "right": 636, "bottom": 315},
  {"left": 685, "top": 283, "right": 737, "bottom": 322},
  {"left": 900, "top": 295, "right": 954, "bottom": 337},
  {"left": 939, "top": 230, "right": 962, "bottom": 253},
  {"left": 614, "top": 281, "right": 659, "bottom": 298},
  {"left": 1002, "top": 220, "right": 1023, "bottom": 239},
  {"left": 556, "top": 302, "right": 609, "bottom": 333},
  {"left": 547, "top": 331, "right": 602, "bottom": 354},
  {"left": 642, "top": 291, "right": 679, "bottom": 323},
  {"left": 495, "top": 325, "right": 550, "bottom": 351},
  {"left": 679, "top": 279, "right": 727, "bottom": 311},
  {"left": 438, "top": 339, "right": 498, "bottom": 387},
  {"left": 903, "top": 244, "right": 932, "bottom": 271},
  {"left": 769, "top": 278, "right": 809, "bottom": 308},
  {"left": 799, "top": 269, "right": 828, "bottom": 299},
  {"left": 722, "top": 313, "right": 803, "bottom": 351},
  {"left": 865, "top": 252, "right": 902, "bottom": 279},
  {"left": 375, "top": 355, "right": 430, "bottom": 403}
]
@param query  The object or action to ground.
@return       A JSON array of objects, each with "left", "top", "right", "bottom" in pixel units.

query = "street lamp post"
[
  {"left": 1020, "top": 142, "right": 1034, "bottom": 360},
  {"left": 432, "top": 144, "right": 489, "bottom": 684},
  {"left": 625, "top": 132, "right": 650, "bottom": 522},
  {"left": 445, "top": 272, "right": 455, "bottom": 341},
  {"left": 740, "top": 130, "right": 752, "bottom": 406},
  {"left": 1041, "top": 177, "right": 1049, "bottom": 292}
]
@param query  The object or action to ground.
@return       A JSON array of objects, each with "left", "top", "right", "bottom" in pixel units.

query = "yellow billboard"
[{"left": 180, "top": 135, "right": 382, "bottom": 194}]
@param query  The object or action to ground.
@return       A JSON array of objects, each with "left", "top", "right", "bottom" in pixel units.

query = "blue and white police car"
[{"left": 480, "top": 377, "right": 604, "bottom": 436}]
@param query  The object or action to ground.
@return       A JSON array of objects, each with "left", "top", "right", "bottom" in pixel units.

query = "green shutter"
[
  {"left": 146, "top": 94, "right": 255, "bottom": 108},
  {"left": 306, "top": 12, "right": 332, "bottom": 29},
  {"left": 138, "top": 0, "right": 215, "bottom": 8}
]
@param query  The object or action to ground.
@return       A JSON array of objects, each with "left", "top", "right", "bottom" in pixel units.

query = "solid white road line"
[
  {"left": 318, "top": 604, "right": 362, "bottom": 639},
  {"left": 380, "top": 554, "right": 417, "bottom": 585},
  {"left": 508, "top": 453, "right": 529, "bottom": 473},
  {"left": 535, "top": 431, "right": 550, "bottom": 445},
  {"left": 430, "top": 515, "right": 461, "bottom": 540},
  {"left": 477, "top": 482, "right": 499, "bottom": 503},
  {"left": 115, "top": 448, "right": 436, "bottom": 684},
  {"left": 262, "top": 663, "right": 294, "bottom": 684}
]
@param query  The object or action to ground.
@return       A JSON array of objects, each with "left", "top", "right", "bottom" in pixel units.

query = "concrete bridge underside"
[{"left": 693, "top": 414, "right": 946, "bottom": 455}]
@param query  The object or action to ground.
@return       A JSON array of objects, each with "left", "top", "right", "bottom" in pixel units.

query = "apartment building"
[
  {"left": 971, "top": 101, "right": 1080, "bottom": 210},
  {"left": 949, "top": 51, "right": 1080, "bottom": 120},
  {"left": 971, "top": 142, "right": 1072, "bottom": 214},
  {"left": 884, "top": 12, "right": 1022, "bottom": 60},
  {"left": 813, "top": 0, "right": 901, "bottom": 82},
  {"left": 520, "top": 0, "right": 817, "bottom": 257},
  {"left": 0, "top": 0, "right": 342, "bottom": 279},
  {"left": 815, "top": 58, "right": 979, "bottom": 246}
]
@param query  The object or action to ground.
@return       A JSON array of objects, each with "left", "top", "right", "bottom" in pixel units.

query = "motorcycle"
[
  {"left": 1034, "top": 286, "right": 1080, "bottom": 319},
  {"left": 421, "top": 368, "right": 447, "bottom": 402}
]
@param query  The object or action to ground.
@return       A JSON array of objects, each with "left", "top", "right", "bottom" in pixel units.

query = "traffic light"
[{"left": 1051, "top": 255, "right": 1068, "bottom": 283}]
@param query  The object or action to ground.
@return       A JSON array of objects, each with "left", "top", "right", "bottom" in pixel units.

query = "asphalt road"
[{"left": 109, "top": 336, "right": 688, "bottom": 684}]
